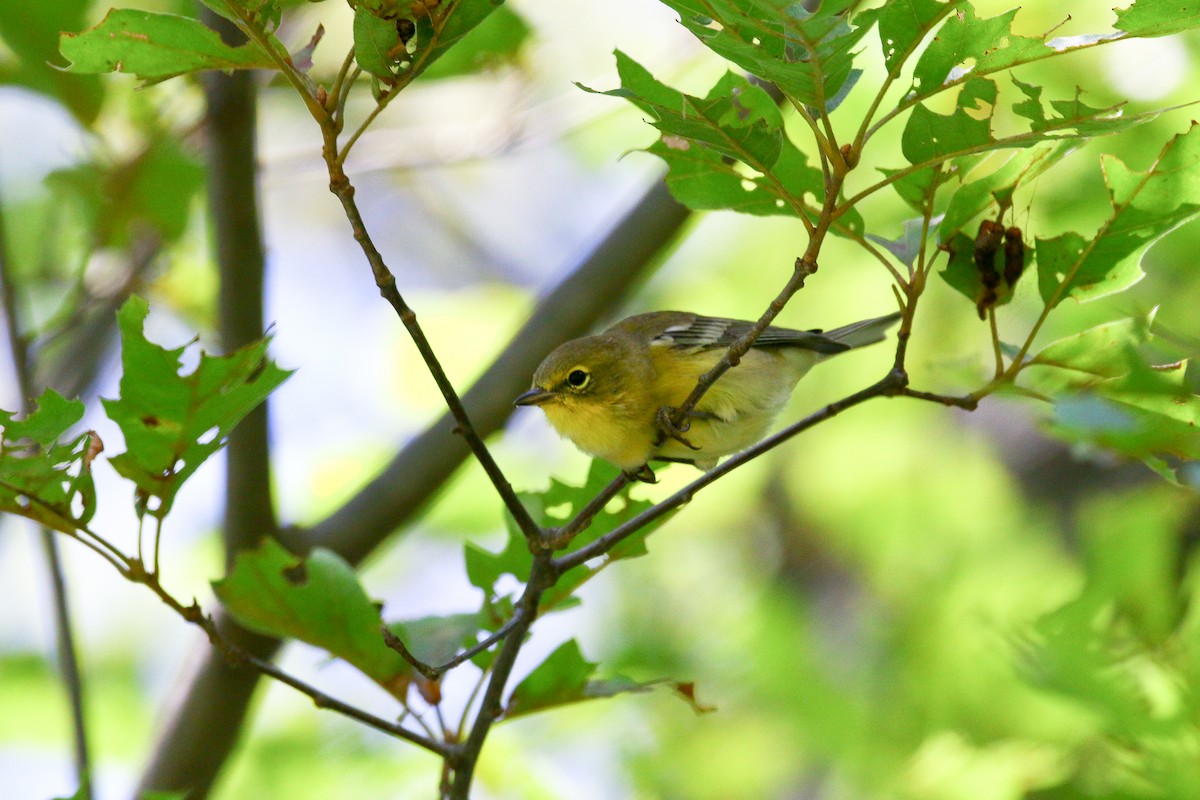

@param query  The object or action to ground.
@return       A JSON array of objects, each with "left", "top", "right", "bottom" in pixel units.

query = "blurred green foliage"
[{"left": 2, "top": 1, "right": 1200, "bottom": 799}]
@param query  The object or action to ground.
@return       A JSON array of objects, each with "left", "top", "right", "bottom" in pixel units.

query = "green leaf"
[
  {"left": 587, "top": 54, "right": 785, "bottom": 168},
  {"left": 353, "top": 5, "right": 402, "bottom": 81},
  {"left": 101, "top": 297, "right": 291, "bottom": 519},
  {"left": 866, "top": 0, "right": 961, "bottom": 74},
  {"left": 661, "top": 0, "right": 868, "bottom": 110},
  {"left": 901, "top": 77, "right": 997, "bottom": 165},
  {"left": 0, "top": 390, "right": 96, "bottom": 533},
  {"left": 59, "top": 9, "right": 276, "bottom": 83},
  {"left": 466, "top": 460, "right": 670, "bottom": 611},
  {"left": 0, "top": 0, "right": 103, "bottom": 123},
  {"left": 1114, "top": 0, "right": 1200, "bottom": 38},
  {"left": 1037, "top": 124, "right": 1200, "bottom": 308},
  {"left": 2, "top": 390, "right": 84, "bottom": 447},
  {"left": 1048, "top": 391, "right": 1200, "bottom": 466},
  {"left": 505, "top": 639, "right": 596, "bottom": 719},
  {"left": 214, "top": 539, "right": 409, "bottom": 694},
  {"left": 1028, "top": 316, "right": 1154, "bottom": 380},
  {"left": 418, "top": 5, "right": 529, "bottom": 80},
  {"left": 585, "top": 53, "right": 823, "bottom": 223},
  {"left": 909, "top": 5, "right": 1046, "bottom": 101},
  {"left": 503, "top": 639, "right": 708, "bottom": 720},
  {"left": 409, "top": 0, "right": 508, "bottom": 81}
]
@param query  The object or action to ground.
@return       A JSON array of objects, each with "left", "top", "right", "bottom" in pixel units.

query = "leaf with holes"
[
  {"left": 1036, "top": 123, "right": 1200, "bottom": 308},
  {"left": 584, "top": 54, "right": 829, "bottom": 225},
  {"left": 662, "top": 0, "right": 867, "bottom": 111},
  {"left": 0, "top": 390, "right": 97, "bottom": 533},
  {"left": 214, "top": 539, "right": 409, "bottom": 696},
  {"left": 1114, "top": 0, "right": 1200, "bottom": 38},
  {"left": 59, "top": 8, "right": 275, "bottom": 83},
  {"left": 101, "top": 297, "right": 290, "bottom": 519}
]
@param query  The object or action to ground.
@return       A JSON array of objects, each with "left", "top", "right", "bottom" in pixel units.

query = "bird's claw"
[
  {"left": 624, "top": 464, "right": 658, "bottom": 484},
  {"left": 656, "top": 406, "right": 701, "bottom": 451}
]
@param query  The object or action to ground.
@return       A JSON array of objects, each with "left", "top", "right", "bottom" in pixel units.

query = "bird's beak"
[{"left": 514, "top": 386, "right": 556, "bottom": 407}]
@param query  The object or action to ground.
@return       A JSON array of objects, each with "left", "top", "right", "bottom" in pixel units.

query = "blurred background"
[{"left": 2, "top": 1, "right": 1200, "bottom": 798}]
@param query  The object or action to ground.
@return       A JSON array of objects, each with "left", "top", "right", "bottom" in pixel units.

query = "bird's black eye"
[{"left": 566, "top": 368, "right": 590, "bottom": 389}]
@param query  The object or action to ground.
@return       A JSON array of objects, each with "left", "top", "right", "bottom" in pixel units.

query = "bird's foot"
[
  {"left": 655, "top": 406, "right": 718, "bottom": 451},
  {"left": 623, "top": 464, "right": 658, "bottom": 484}
]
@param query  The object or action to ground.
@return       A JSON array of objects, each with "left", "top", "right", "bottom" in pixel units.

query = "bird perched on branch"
[{"left": 515, "top": 310, "right": 901, "bottom": 479}]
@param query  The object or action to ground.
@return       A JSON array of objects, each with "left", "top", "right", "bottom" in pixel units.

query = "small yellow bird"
[{"left": 515, "top": 310, "right": 900, "bottom": 477}]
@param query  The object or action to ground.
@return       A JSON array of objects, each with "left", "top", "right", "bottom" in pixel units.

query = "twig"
[
  {"left": 447, "top": 553, "right": 555, "bottom": 797},
  {"left": 540, "top": 473, "right": 632, "bottom": 551},
  {"left": 383, "top": 612, "right": 528, "bottom": 680},
  {"left": 132, "top": 569, "right": 451, "bottom": 756},
  {"left": 321, "top": 158, "right": 543, "bottom": 542}
]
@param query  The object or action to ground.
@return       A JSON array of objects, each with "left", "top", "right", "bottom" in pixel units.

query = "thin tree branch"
[
  {"left": 447, "top": 553, "right": 555, "bottom": 797},
  {"left": 382, "top": 610, "right": 526, "bottom": 680},
  {"left": 136, "top": 176, "right": 691, "bottom": 796},
  {"left": 322, "top": 151, "right": 543, "bottom": 542}
]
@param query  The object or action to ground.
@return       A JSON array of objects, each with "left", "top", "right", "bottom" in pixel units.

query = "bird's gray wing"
[{"left": 650, "top": 315, "right": 849, "bottom": 355}]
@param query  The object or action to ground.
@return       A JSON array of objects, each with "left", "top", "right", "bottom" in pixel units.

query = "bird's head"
[{"left": 514, "top": 334, "right": 637, "bottom": 415}]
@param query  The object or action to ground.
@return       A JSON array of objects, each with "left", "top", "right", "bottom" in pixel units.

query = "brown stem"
[{"left": 447, "top": 554, "right": 555, "bottom": 797}]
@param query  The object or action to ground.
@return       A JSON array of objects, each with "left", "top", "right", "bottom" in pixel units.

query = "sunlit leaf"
[
  {"left": 661, "top": 0, "right": 867, "bottom": 111},
  {"left": 1027, "top": 316, "right": 1154, "bottom": 380},
  {"left": 585, "top": 53, "right": 824, "bottom": 223},
  {"left": 59, "top": 9, "right": 275, "bottom": 82},
  {"left": 1037, "top": 124, "right": 1200, "bottom": 308},
  {"left": 419, "top": 5, "right": 529, "bottom": 80},
  {"left": 862, "top": 0, "right": 961, "bottom": 74},
  {"left": 102, "top": 297, "right": 291, "bottom": 519},
  {"left": 1114, "top": 0, "right": 1200, "bottom": 38},
  {"left": 214, "top": 539, "right": 408, "bottom": 695}
]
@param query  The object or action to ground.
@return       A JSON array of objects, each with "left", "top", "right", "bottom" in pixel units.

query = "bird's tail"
[{"left": 825, "top": 312, "right": 902, "bottom": 349}]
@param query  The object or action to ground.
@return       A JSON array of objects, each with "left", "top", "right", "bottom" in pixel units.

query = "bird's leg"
[
  {"left": 656, "top": 406, "right": 720, "bottom": 451},
  {"left": 623, "top": 464, "right": 658, "bottom": 484}
]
